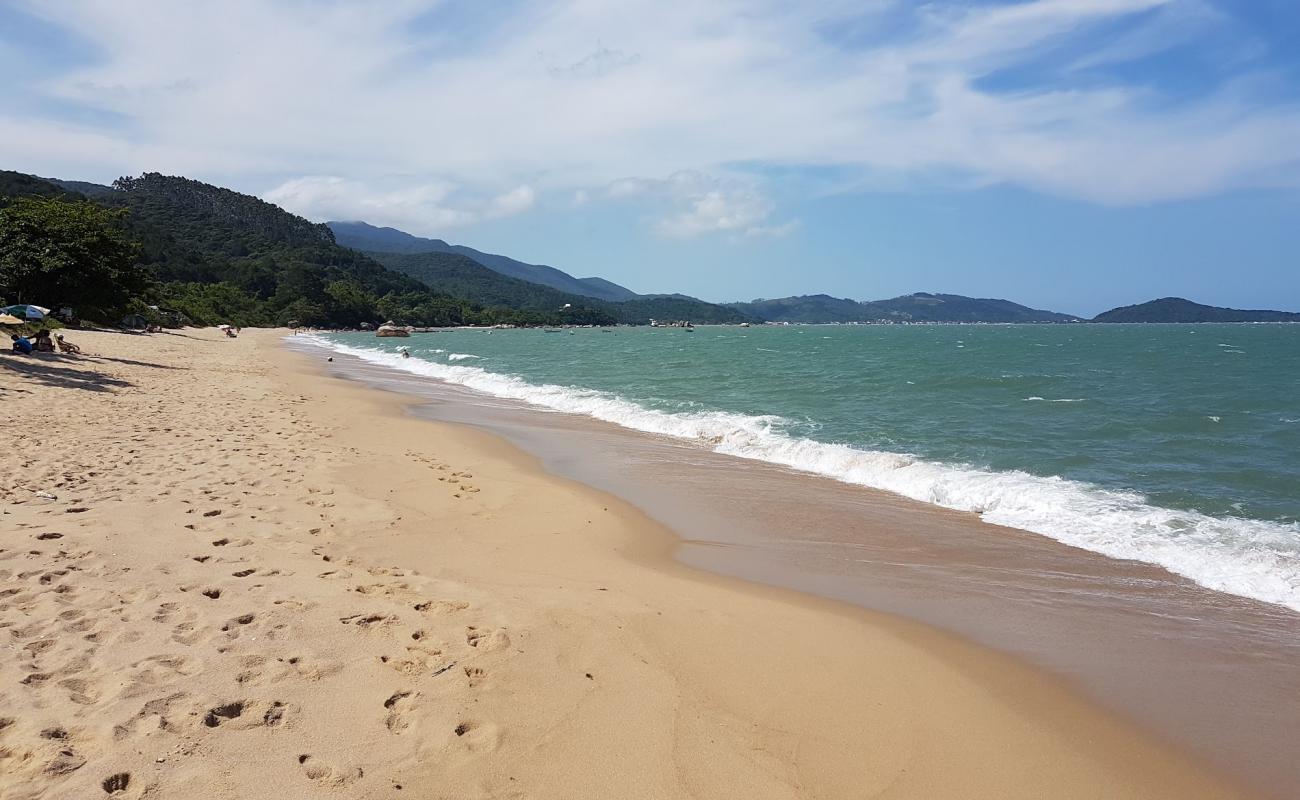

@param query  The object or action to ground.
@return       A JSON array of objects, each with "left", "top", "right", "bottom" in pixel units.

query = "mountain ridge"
[
  {"left": 367, "top": 250, "right": 751, "bottom": 325},
  {"left": 328, "top": 220, "right": 639, "bottom": 302}
]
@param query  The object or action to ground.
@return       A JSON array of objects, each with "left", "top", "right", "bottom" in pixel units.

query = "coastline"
[
  {"left": 308, "top": 329, "right": 1300, "bottom": 798},
  {"left": 0, "top": 328, "right": 1254, "bottom": 798}
]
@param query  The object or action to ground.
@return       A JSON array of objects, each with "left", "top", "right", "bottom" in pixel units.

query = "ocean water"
[{"left": 311, "top": 324, "right": 1300, "bottom": 612}]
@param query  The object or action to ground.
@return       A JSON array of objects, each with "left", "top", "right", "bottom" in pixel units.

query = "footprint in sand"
[
  {"left": 46, "top": 746, "right": 87, "bottom": 776},
  {"left": 280, "top": 654, "right": 343, "bottom": 682},
  {"left": 59, "top": 677, "right": 100, "bottom": 706},
  {"left": 414, "top": 599, "right": 470, "bottom": 615},
  {"left": 354, "top": 582, "right": 410, "bottom": 597},
  {"left": 297, "top": 754, "right": 363, "bottom": 787},
  {"left": 450, "top": 719, "right": 500, "bottom": 752},
  {"left": 383, "top": 690, "right": 417, "bottom": 733},
  {"left": 465, "top": 626, "right": 510, "bottom": 651},
  {"left": 463, "top": 666, "right": 486, "bottom": 688},
  {"left": 201, "top": 699, "right": 291, "bottom": 729},
  {"left": 339, "top": 613, "right": 396, "bottom": 628},
  {"left": 220, "top": 613, "right": 256, "bottom": 636},
  {"left": 381, "top": 644, "right": 443, "bottom": 676}
]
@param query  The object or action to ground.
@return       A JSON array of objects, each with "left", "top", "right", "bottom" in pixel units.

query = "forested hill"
[
  {"left": 728, "top": 292, "right": 1078, "bottom": 323},
  {"left": 724, "top": 294, "right": 869, "bottom": 323},
  {"left": 1092, "top": 297, "right": 1300, "bottom": 323},
  {"left": 369, "top": 250, "right": 752, "bottom": 325},
  {"left": 329, "top": 220, "right": 638, "bottom": 301},
  {"left": 113, "top": 173, "right": 335, "bottom": 250},
  {"left": 0, "top": 170, "right": 614, "bottom": 327},
  {"left": 0, "top": 170, "right": 82, "bottom": 201},
  {"left": 861, "top": 293, "right": 1078, "bottom": 323}
]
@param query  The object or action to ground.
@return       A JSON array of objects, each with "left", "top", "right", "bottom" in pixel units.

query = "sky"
[{"left": 2, "top": 0, "right": 1299, "bottom": 316}]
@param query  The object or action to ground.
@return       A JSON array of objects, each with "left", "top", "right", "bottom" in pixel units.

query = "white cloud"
[
  {"left": 618, "top": 171, "right": 796, "bottom": 239},
  {"left": 488, "top": 185, "right": 536, "bottom": 218},
  {"left": 2, "top": 0, "right": 1298, "bottom": 221},
  {"left": 262, "top": 176, "right": 477, "bottom": 231}
]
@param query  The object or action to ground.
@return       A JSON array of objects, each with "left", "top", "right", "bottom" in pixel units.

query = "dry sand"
[{"left": 0, "top": 327, "right": 1251, "bottom": 799}]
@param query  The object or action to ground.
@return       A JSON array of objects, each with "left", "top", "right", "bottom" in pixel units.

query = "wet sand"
[
  {"left": 306, "top": 334, "right": 1300, "bottom": 799},
  {"left": 0, "top": 327, "right": 1265, "bottom": 799}
]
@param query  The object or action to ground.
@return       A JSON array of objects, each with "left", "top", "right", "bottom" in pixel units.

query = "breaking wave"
[{"left": 308, "top": 336, "right": 1300, "bottom": 613}]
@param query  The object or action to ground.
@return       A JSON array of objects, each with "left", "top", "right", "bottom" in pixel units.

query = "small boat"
[
  {"left": 544, "top": 329, "right": 563, "bottom": 333},
  {"left": 376, "top": 321, "right": 411, "bottom": 338}
]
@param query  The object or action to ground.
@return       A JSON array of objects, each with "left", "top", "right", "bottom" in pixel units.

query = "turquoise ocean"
[{"left": 313, "top": 324, "right": 1300, "bottom": 612}]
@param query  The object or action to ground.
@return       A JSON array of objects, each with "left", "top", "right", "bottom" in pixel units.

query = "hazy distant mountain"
[
  {"left": 46, "top": 178, "right": 119, "bottom": 198},
  {"left": 328, "top": 220, "right": 639, "bottom": 302},
  {"left": 1093, "top": 297, "right": 1300, "bottom": 323},
  {"left": 369, "top": 250, "right": 751, "bottom": 325},
  {"left": 729, "top": 292, "right": 1078, "bottom": 323}
]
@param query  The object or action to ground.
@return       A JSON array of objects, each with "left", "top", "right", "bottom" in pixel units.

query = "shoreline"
[
  {"left": 0, "top": 328, "right": 1257, "bottom": 798},
  {"left": 300, "top": 331, "right": 1300, "bottom": 799}
]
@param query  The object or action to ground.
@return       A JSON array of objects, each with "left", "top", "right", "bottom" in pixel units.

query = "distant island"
[
  {"left": 727, "top": 292, "right": 1079, "bottom": 324},
  {"left": 726, "top": 292, "right": 1300, "bottom": 324},
  {"left": 1092, "top": 297, "right": 1300, "bottom": 323}
]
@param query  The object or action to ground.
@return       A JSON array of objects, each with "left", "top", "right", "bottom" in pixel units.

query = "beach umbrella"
[
  {"left": 217, "top": 324, "right": 231, "bottom": 330},
  {"left": 0, "top": 313, "right": 23, "bottom": 325},
  {"left": 1, "top": 304, "right": 49, "bottom": 320}
]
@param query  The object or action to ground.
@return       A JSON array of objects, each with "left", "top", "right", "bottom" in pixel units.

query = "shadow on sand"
[{"left": 1, "top": 353, "right": 135, "bottom": 392}]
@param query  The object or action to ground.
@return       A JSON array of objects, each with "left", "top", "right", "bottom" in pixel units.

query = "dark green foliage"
[
  {"left": 153, "top": 282, "right": 275, "bottom": 327},
  {"left": 0, "top": 169, "right": 606, "bottom": 328},
  {"left": 95, "top": 173, "right": 446, "bottom": 326},
  {"left": 366, "top": 250, "right": 615, "bottom": 324},
  {"left": 620, "top": 294, "right": 751, "bottom": 325},
  {"left": 0, "top": 195, "right": 146, "bottom": 317},
  {"left": 1092, "top": 297, "right": 1300, "bottom": 323},
  {"left": 725, "top": 294, "right": 873, "bottom": 323},
  {"left": 0, "top": 170, "right": 82, "bottom": 203}
]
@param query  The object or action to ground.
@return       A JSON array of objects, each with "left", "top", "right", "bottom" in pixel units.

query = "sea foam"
[{"left": 309, "top": 336, "right": 1300, "bottom": 613}]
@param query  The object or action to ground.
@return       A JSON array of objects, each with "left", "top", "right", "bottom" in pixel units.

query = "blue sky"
[{"left": 2, "top": 0, "right": 1299, "bottom": 316}]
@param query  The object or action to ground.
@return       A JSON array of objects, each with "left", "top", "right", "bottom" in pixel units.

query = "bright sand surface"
[{"left": 0, "top": 328, "right": 1252, "bottom": 799}]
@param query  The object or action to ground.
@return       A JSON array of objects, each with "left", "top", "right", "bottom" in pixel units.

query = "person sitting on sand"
[
  {"left": 54, "top": 333, "right": 81, "bottom": 354},
  {"left": 10, "top": 333, "right": 33, "bottom": 354},
  {"left": 32, "top": 329, "right": 55, "bottom": 352}
]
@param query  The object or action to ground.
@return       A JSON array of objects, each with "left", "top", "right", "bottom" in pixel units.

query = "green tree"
[
  {"left": 324, "top": 279, "right": 379, "bottom": 325},
  {"left": 0, "top": 196, "right": 145, "bottom": 315}
]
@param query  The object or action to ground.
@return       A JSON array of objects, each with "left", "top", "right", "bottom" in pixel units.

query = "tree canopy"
[{"left": 0, "top": 196, "right": 146, "bottom": 315}]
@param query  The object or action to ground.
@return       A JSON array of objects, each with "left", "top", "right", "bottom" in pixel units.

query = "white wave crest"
[
  {"left": 308, "top": 335, "right": 1300, "bottom": 613},
  {"left": 447, "top": 353, "right": 481, "bottom": 361},
  {"left": 1023, "top": 396, "right": 1086, "bottom": 403}
]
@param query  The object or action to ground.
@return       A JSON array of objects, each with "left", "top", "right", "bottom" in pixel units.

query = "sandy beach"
[{"left": 0, "top": 328, "right": 1252, "bottom": 799}]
